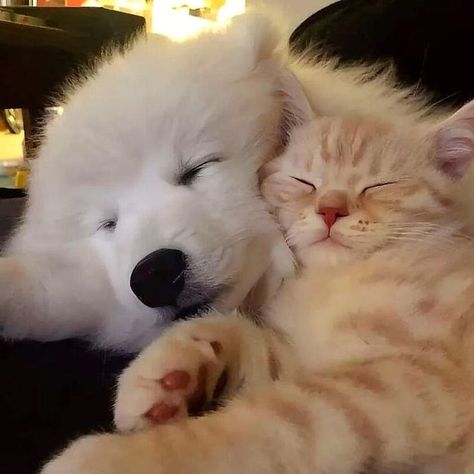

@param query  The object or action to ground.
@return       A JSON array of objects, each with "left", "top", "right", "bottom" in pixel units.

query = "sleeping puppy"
[{"left": 0, "top": 15, "right": 296, "bottom": 351}]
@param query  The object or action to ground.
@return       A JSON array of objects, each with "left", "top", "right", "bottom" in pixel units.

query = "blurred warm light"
[
  {"left": 216, "top": 0, "right": 245, "bottom": 22},
  {"left": 152, "top": 0, "right": 245, "bottom": 41},
  {"left": 152, "top": 3, "right": 212, "bottom": 41},
  {"left": 81, "top": 0, "right": 102, "bottom": 6},
  {"left": 114, "top": 0, "right": 147, "bottom": 13},
  {"left": 78, "top": 0, "right": 245, "bottom": 38}
]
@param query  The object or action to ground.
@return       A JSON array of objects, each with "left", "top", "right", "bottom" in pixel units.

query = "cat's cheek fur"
[
  {"left": 261, "top": 174, "right": 288, "bottom": 207},
  {"left": 299, "top": 239, "right": 355, "bottom": 267},
  {"left": 261, "top": 173, "right": 313, "bottom": 209},
  {"left": 286, "top": 213, "right": 328, "bottom": 249},
  {"left": 277, "top": 207, "right": 298, "bottom": 233}
]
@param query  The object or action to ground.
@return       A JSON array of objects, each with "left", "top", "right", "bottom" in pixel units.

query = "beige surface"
[{"left": 0, "top": 131, "right": 24, "bottom": 162}]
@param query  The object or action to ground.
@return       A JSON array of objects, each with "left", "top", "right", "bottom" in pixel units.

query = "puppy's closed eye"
[
  {"left": 98, "top": 218, "right": 117, "bottom": 232},
  {"left": 178, "top": 157, "right": 222, "bottom": 186}
]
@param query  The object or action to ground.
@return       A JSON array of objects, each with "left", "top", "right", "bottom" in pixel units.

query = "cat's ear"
[
  {"left": 278, "top": 68, "right": 315, "bottom": 146},
  {"left": 435, "top": 99, "right": 474, "bottom": 179}
]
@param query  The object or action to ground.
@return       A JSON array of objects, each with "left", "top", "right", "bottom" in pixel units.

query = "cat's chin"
[{"left": 297, "top": 240, "right": 355, "bottom": 267}]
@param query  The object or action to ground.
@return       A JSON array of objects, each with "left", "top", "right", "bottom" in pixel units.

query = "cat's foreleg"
[
  {"left": 43, "top": 352, "right": 472, "bottom": 474},
  {"left": 114, "top": 311, "right": 290, "bottom": 431}
]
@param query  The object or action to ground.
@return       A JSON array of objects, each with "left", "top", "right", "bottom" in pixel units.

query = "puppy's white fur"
[
  {"left": 0, "top": 14, "right": 430, "bottom": 351},
  {"left": 1, "top": 17, "right": 293, "bottom": 351}
]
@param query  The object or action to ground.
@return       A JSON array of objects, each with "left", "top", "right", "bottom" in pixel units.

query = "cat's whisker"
[
  {"left": 388, "top": 230, "right": 450, "bottom": 237},
  {"left": 385, "top": 222, "right": 453, "bottom": 231},
  {"left": 385, "top": 221, "right": 443, "bottom": 227},
  {"left": 386, "top": 233, "right": 463, "bottom": 246},
  {"left": 388, "top": 226, "right": 469, "bottom": 241}
]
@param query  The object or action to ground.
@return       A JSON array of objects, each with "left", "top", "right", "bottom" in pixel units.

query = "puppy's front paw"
[{"left": 114, "top": 317, "right": 239, "bottom": 432}]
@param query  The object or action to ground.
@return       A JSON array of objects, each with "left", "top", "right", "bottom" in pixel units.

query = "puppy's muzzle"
[{"left": 130, "top": 248, "right": 186, "bottom": 308}]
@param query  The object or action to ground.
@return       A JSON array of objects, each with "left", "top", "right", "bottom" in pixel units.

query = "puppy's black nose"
[{"left": 130, "top": 249, "right": 186, "bottom": 308}]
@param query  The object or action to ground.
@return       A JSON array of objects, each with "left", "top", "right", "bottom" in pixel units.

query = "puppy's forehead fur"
[{"left": 39, "top": 24, "right": 282, "bottom": 183}]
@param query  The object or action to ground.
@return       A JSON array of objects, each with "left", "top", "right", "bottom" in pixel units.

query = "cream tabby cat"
[{"left": 44, "top": 99, "right": 474, "bottom": 474}]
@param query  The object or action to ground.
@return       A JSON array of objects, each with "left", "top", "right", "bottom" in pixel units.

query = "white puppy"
[{"left": 0, "top": 16, "right": 298, "bottom": 351}]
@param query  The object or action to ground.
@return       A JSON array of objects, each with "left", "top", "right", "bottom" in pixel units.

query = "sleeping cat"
[{"left": 43, "top": 99, "right": 474, "bottom": 474}]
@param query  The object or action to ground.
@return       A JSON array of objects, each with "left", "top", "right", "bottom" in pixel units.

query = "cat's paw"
[{"left": 114, "top": 317, "right": 239, "bottom": 432}]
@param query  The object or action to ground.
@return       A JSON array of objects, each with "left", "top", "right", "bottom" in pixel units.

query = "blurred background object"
[
  {"left": 150, "top": 0, "right": 245, "bottom": 40},
  {"left": 0, "top": 109, "right": 24, "bottom": 188},
  {"left": 2, "top": 108, "right": 23, "bottom": 134}
]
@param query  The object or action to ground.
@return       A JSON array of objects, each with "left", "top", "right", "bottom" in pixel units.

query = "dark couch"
[
  {"left": 1, "top": 1, "right": 474, "bottom": 472},
  {"left": 0, "top": 195, "right": 24, "bottom": 246}
]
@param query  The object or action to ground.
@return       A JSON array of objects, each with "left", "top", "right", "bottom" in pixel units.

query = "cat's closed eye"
[
  {"left": 361, "top": 181, "right": 398, "bottom": 194},
  {"left": 291, "top": 176, "right": 316, "bottom": 191}
]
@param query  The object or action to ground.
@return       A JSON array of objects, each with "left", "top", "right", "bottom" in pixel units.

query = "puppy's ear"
[
  {"left": 435, "top": 99, "right": 474, "bottom": 179},
  {"left": 278, "top": 68, "right": 314, "bottom": 146},
  {"left": 227, "top": 13, "right": 314, "bottom": 162},
  {"left": 227, "top": 13, "right": 313, "bottom": 129},
  {"left": 226, "top": 13, "right": 281, "bottom": 71}
]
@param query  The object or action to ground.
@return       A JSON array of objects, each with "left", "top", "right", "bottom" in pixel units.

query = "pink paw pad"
[
  {"left": 160, "top": 370, "right": 191, "bottom": 391},
  {"left": 145, "top": 402, "right": 179, "bottom": 423}
]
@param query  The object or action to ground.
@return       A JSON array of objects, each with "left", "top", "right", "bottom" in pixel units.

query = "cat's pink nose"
[{"left": 318, "top": 206, "right": 348, "bottom": 229}]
